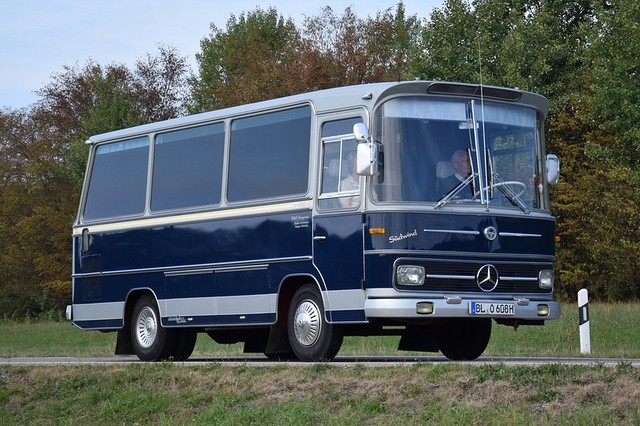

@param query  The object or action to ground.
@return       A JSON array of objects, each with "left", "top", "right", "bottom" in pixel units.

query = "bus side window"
[
  {"left": 83, "top": 136, "right": 149, "bottom": 221},
  {"left": 227, "top": 106, "right": 311, "bottom": 203},
  {"left": 318, "top": 117, "right": 363, "bottom": 210},
  {"left": 151, "top": 123, "right": 224, "bottom": 211}
]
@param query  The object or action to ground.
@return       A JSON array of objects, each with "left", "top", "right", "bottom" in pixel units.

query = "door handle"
[{"left": 313, "top": 236, "right": 327, "bottom": 242}]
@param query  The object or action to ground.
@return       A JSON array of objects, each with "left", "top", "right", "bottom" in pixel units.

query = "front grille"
[{"left": 395, "top": 258, "right": 552, "bottom": 294}]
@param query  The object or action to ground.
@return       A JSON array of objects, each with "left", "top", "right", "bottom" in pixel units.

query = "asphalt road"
[{"left": 1, "top": 355, "right": 638, "bottom": 367}]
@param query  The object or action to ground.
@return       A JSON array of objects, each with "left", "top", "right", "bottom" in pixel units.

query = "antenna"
[{"left": 473, "top": 1, "right": 490, "bottom": 209}]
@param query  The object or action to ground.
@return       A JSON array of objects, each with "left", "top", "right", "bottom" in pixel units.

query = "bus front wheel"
[
  {"left": 287, "top": 284, "right": 343, "bottom": 361},
  {"left": 435, "top": 318, "right": 492, "bottom": 361}
]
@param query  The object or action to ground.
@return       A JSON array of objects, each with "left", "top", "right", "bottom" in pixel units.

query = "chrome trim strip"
[
  {"left": 501, "top": 276, "right": 539, "bottom": 282},
  {"left": 424, "top": 228, "right": 480, "bottom": 236},
  {"left": 427, "top": 274, "right": 474, "bottom": 280},
  {"left": 214, "top": 264, "right": 268, "bottom": 273},
  {"left": 426, "top": 273, "right": 538, "bottom": 282},
  {"left": 164, "top": 269, "right": 214, "bottom": 277},
  {"left": 499, "top": 232, "right": 542, "bottom": 238},
  {"left": 365, "top": 287, "right": 555, "bottom": 301},
  {"left": 73, "top": 256, "right": 312, "bottom": 278},
  {"left": 364, "top": 250, "right": 555, "bottom": 261}
]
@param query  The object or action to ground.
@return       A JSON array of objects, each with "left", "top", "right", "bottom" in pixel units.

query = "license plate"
[{"left": 469, "top": 302, "right": 515, "bottom": 316}]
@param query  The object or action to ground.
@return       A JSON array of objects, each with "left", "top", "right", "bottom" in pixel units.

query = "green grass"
[
  {"left": 1, "top": 362, "right": 639, "bottom": 425},
  {"left": 1, "top": 304, "right": 639, "bottom": 425},
  {"left": 1, "top": 303, "right": 639, "bottom": 358}
]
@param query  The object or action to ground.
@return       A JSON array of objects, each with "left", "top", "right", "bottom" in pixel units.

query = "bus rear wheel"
[
  {"left": 287, "top": 284, "right": 343, "bottom": 361},
  {"left": 131, "top": 294, "right": 176, "bottom": 361},
  {"left": 435, "top": 318, "right": 492, "bottom": 361},
  {"left": 172, "top": 330, "right": 197, "bottom": 361}
]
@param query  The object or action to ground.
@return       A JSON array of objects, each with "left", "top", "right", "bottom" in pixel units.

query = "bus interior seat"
[{"left": 436, "top": 160, "right": 454, "bottom": 179}]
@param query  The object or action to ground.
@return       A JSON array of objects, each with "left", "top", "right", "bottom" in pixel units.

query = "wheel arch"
[
  {"left": 122, "top": 288, "right": 159, "bottom": 330},
  {"left": 115, "top": 287, "right": 159, "bottom": 356},
  {"left": 275, "top": 274, "right": 323, "bottom": 328}
]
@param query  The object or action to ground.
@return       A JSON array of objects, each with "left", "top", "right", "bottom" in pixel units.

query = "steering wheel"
[
  {"left": 473, "top": 181, "right": 527, "bottom": 198},
  {"left": 491, "top": 181, "right": 527, "bottom": 197}
]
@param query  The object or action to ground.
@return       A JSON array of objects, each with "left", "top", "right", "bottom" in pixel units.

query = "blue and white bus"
[{"left": 67, "top": 81, "right": 561, "bottom": 361}]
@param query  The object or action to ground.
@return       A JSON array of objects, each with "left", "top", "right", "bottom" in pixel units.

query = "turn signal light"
[{"left": 369, "top": 227, "right": 386, "bottom": 235}]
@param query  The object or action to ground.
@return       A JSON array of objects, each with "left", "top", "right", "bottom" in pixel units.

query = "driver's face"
[{"left": 452, "top": 156, "right": 470, "bottom": 176}]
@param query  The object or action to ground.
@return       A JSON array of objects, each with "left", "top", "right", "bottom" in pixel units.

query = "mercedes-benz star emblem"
[
  {"left": 476, "top": 264, "right": 499, "bottom": 292},
  {"left": 484, "top": 226, "right": 497, "bottom": 241}
]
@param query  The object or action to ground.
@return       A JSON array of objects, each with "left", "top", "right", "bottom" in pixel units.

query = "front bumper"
[{"left": 364, "top": 290, "right": 560, "bottom": 321}]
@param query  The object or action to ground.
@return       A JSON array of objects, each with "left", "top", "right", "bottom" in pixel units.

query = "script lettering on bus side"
[{"left": 388, "top": 229, "right": 418, "bottom": 244}]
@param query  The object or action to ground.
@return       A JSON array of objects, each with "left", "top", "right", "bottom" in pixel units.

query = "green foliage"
[
  {"left": 0, "top": 46, "right": 190, "bottom": 318},
  {"left": 412, "top": 0, "right": 639, "bottom": 301},
  {"left": 190, "top": 3, "right": 422, "bottom": 112},
  {"left": 190, "top": 7, "right": 304, "bottom": 112}
]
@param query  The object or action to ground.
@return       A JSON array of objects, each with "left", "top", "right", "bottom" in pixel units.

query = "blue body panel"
[
  {"left": 366, "top": 212, "right": 554, "bottom": 255},
  {"left": 73, "top": 210, "right": 317, "bottom": 328},
  {"left": 72, "top": 208, "right": 556, "bottom": 329},
  {"left": 313, "top": 213, "right": 366, "bottom": 322},
  {"left": 364, "top": 211, "right": 555, "bottom": 296}
]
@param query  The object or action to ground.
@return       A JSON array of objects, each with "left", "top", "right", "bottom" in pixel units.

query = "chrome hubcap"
[
  {"left": 293, "top": 299, "right": 321, "bottom": 347},
  {"left": 135, "top": 306, "right": 157, "bottom": 349}
]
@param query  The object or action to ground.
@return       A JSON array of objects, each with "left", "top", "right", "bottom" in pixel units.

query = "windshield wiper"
[
  {"left": 492, "top": 174, "right": 531, "bottom": 214},
  {"left": 485, "top": 149, "right": 530, "bottom": 214},
  {"left": 435, "top": 174, "right": 477, "bottom": 209}
]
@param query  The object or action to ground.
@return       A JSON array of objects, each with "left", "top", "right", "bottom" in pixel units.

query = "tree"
[
  {"left": 365, "top": 2, "right": 422, "bottom": 81},
  {"left": 190, "top": 8, "right": 303, "bottom": 112},
  {"left": 588, "top": 0, "right": 640, "bottom": 179},
  {"left": 0, "top": 46, "right": 191, "bottom": 318},
  {"left": 408, "top": 0, "right": 479, "bottom": 83},
  {"left": 0, "top": 108, "right": 76, "bottom": 317},
  {"left": 300, "top": 6, "right": 370, "bottom": 87},
  {"left": 133, "top": 45, "right": 190, "bottom": 122},
  {"left": 300, "top": 3, "right": 421, "bottom": 86}
]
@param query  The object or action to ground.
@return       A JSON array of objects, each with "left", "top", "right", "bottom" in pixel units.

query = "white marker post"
[{"left": 578, "top": 288, "right": 591, "bottom": 354}]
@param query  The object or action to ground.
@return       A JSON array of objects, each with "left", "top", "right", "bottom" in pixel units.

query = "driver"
[{"left": 438, "top": 150, "right": 471, "bottom": 196}]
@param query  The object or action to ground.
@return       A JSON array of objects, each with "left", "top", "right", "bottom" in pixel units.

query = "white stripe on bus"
[{"left": 72, "top": 200, "right": 313, "bottom": 236}]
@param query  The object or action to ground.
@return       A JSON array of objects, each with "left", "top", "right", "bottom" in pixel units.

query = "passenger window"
[
  {"left": 152, "top": 123, "right": 224, "bottom": 211},
  {"left": 318, "top": 117, "right": 363, "bottom": 210},
  {"left": 83, "top": 137, "right": 149, "bottom": 221},
  {"left": 227, "top": 106, "right": 311, "bottom": 202}
]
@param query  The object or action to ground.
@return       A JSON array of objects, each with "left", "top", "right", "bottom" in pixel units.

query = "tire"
[
  {"left": 435, "top": 318, "right": 492, "bottom": 361},
  {"left": 171, "top": 330, "right": 197, "bottom": 361},
  {"left": 287, "top": 284, "right": 343, "bottom": 362},
  {"left": 131, "top": 294, "right": 176, "bottom": 361}
]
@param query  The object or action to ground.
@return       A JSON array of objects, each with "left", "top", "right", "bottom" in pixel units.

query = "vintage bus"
[{"left": 67, "top": 81, "right": 561, "bottom": 362}]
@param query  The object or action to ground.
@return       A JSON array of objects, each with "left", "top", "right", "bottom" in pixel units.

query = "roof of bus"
[{"left": 87, "top": 80, "right": 549, "bottom": 144}]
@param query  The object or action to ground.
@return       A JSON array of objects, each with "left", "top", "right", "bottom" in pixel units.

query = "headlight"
[
  {"left": 396, "top": 265, "right": 425, "bottom": 286},
  {"left": 539, "top": 270, "right": 554, "bottom": 289}
]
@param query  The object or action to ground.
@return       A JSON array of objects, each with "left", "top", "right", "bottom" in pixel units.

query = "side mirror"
[
  {"left": 353, "top": 123, "right": 369, "bottom": 142},
  {"left": 546, "top": 154, "right": 560, "bottom": 185},
  {"left": 354, "top": 123, "right": 377, "bottom": 176},
  {"left": 357, "top": 143, "right": 377, "bottom": 176}
]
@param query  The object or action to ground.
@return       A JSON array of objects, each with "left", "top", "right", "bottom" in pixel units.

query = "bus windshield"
[{"left": 372, "top": 97, "right": 545, "bottom": 211}]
